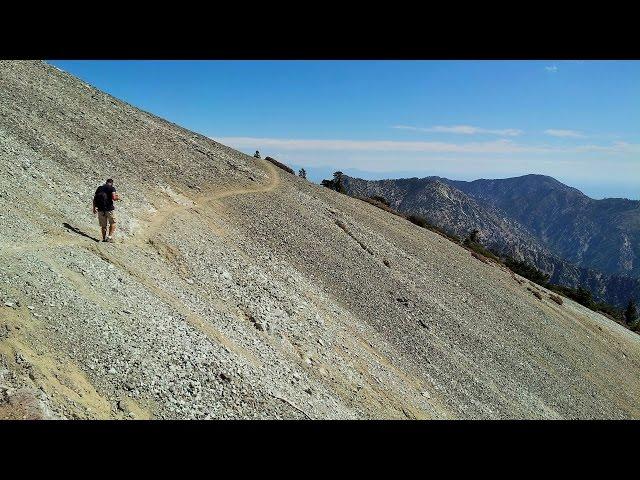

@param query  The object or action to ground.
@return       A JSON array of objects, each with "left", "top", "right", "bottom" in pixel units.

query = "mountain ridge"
[
  {"left": 342, "top": 174, "right": 640, "bottom": 308},
  {"left": 1, "top": 60, "right": 639, "bottom": 419}
]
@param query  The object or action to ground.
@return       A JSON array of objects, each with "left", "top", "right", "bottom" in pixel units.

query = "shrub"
[
  {"left": 594, "top": 302, "right": 623, "bottom": 322},
  {"left": 265, "top": 156, "right": 294, "bottom": 174},
  {"left": 548, "top": 284, "right": 574, "bottom": 298},
  {"left": 625, "top": 299, "right": 638, "bottom": 325},
  {"left": 407, "top": 214, "right": 429, "bottom": 228},
  {"left": 470, "top": 251, "right": 490, "bottom": 264},
  {"left": 574, "top": 286, "right": 595, "bottom": 309},
  {"left": 532, "top": 291, "right": 543, "bottom": 300},
  {"left": 466, "top": 241, "right": 501, "bottom": 263},
  {"left": 549, "top": 294, "right": 563, "bottom": 305},
  {"left": 370, "top": 195, "right": 390, "bottom": 206},
  {"left": 466, "top": 229, "right": 480, "bottom": 244},
  {"left": 298, "top": 168, "right": 307, "bottom": 179},
  {"left": 357, "top": 196, "right": 398, "bottom": 215},
  {"left": 460, "top": 229, "right": 502, "bottom": 262},
  {"left": 504, "top": 257, "right": 550, "bottom": 286},
  {"left": 548, "top": 284, "right": 624, "bottom": 321},
  {"left": 253, "top": 150, "right": 261, "bottom": 159}
]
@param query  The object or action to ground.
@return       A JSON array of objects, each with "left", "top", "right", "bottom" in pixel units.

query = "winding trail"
[
  {"left": 135, "top": 159, "right": 280, "bottom": 245},
  {"left": 0, "top": 159, "right": 283, "bottom": 419},
  {"left": 0, "top": 159, "right": 281, "bottom": 256}
]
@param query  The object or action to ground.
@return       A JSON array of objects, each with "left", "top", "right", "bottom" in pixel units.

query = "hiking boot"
[{"left": 105, "top": 236, "right": 115, "bottom": 243}]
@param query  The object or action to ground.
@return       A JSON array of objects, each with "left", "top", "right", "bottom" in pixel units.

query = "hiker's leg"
[
  {"left": 98, "top": 212, "right": 108, "bottom": 240},
  {"left": 107, "top": 211, "right": 117, "bottom": 239}
]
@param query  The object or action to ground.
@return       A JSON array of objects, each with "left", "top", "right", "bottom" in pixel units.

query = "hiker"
[{"left": 93, "top": 178, "right": 120, "bottom": 242}]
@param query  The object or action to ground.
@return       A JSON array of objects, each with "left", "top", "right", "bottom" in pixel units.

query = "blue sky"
[{"left": 49, "top": 60, "right": 639, "bottom": 199}]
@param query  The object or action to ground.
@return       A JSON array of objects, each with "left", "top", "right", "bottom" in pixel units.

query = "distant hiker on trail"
[{"left": 93, "top": 178, "right": 120, "bottom": 243}]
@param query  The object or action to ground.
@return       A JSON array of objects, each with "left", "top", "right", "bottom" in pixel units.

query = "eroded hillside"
[{"left": 1, "top": 61, "right": 639, "bottom": 419}]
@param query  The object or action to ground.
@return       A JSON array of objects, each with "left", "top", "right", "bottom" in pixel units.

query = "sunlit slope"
[{"left": 0, "top": 61, "right": 638, "bottom": 419}]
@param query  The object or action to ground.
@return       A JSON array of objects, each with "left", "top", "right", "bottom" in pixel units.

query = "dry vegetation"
[{"left": 264, "top": 156, "right": 294, "bottom": 175}]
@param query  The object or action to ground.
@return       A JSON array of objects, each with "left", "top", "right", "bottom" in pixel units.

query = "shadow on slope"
[{"left": 62, "top": 222, "right": 101, "bottom": 243}]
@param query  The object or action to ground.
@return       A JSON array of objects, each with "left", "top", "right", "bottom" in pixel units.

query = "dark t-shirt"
[{"left": 94, "top": 184, "right": 116, "bottom": 211}]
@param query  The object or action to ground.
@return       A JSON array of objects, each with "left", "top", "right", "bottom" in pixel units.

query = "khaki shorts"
[{"left": 97, "top": 210, "right": 117, "bottom": 228}]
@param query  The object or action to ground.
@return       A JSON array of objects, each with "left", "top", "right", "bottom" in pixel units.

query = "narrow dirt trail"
[
  {"left": 132, "top": 159, "right": 281, "bottom": 246},
  {"left": 0, "top": 159, "right": 281, "bottom": 256},
  {"left": 0, "top": 160, "right": 282, "bottom": 419}
]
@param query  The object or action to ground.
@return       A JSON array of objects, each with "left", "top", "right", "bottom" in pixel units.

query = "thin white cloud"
[
  {"left": 545, "top": 65, "right": 558, "bottom": 72},
  {"left": 212, "top": 136, "right": 639, "bottom": 193},
  {"left": 545, "top": 129, "right": 586, "bottom": 138},
  {"left": 393, "top": 124, "right": 523, "bottom": 136},
  {"left": 574, "top": 141, "right": 640, "bottom": 153},
  {"left": 216, "top": 136, "right": 544, "bottom": 154},
  {"left": 213, "top": 136, "right": 640, "bottom": 155}
]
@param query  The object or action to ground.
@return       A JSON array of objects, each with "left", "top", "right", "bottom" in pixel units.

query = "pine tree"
[
  {"left": 332, "top": 171, "right": 345, "bottom": 193},
  {"left": 625, "top": 298, "right": 638, "bottom": 326},
  {"left": 321, "top": 171, "right": 346, "bottom": 193},
  {"left": 298, "top": 168, "right": 307, "bottom": 179},
  {"left": 464, "top": 229, "right": 480, "bottom": 246},
  {"left": 575, "top": 286, "right": 594, "bottom": 309}
]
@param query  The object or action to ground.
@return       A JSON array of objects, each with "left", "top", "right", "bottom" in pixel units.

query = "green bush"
[
  {"left": 574, "top": 286, "right": 595, "bottom": 309},
  {"left": 466, "top": 241, "right": 501, "bottom": 262},
  {"left": 407, "top": 214, "right": 429, "bottom": 228},
  {"left": 595, "top": 301, "right": 623, "bottom": 321},
  {"left": 504, "top": 257, "right": 550, "bottom": 286},
  {"left": 548, "top": 284, "right": 624, "bottom": 321},
  {"left": 625, "top": 299, "right": 638, "bottom": 325}
]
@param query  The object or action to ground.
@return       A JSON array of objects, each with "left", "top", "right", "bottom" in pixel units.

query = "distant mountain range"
[
  {"left": 2, "top": 60, "right": 639, "bottom": 420},
  {"left": 342, "top": 174, "right": 640, "bottom": 308}
]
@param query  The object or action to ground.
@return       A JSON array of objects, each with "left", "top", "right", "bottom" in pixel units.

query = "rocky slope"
[
  {"left": 1, "top": 60, "right": 639, "bottom": 420},
  {"left": 342, "top": 176, "right": 640, "bottom": 308}
]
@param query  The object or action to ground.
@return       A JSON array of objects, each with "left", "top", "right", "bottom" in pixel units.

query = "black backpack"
[{"left": 94, "top": 187, "right": 109, "bottom": 211}]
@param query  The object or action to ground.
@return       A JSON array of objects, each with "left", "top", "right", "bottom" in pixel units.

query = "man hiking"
[{"left": 93, "top": 178, "right": 120, "bottom": 242}]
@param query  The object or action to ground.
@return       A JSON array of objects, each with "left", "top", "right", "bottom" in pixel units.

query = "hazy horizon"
[{"left": 260, "top": 158, "right": 640, "bottom": 201}]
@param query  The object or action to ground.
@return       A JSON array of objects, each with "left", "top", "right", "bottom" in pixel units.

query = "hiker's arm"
[{"left": 112, "top": 191, "right": 120, "bottom": 201}]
